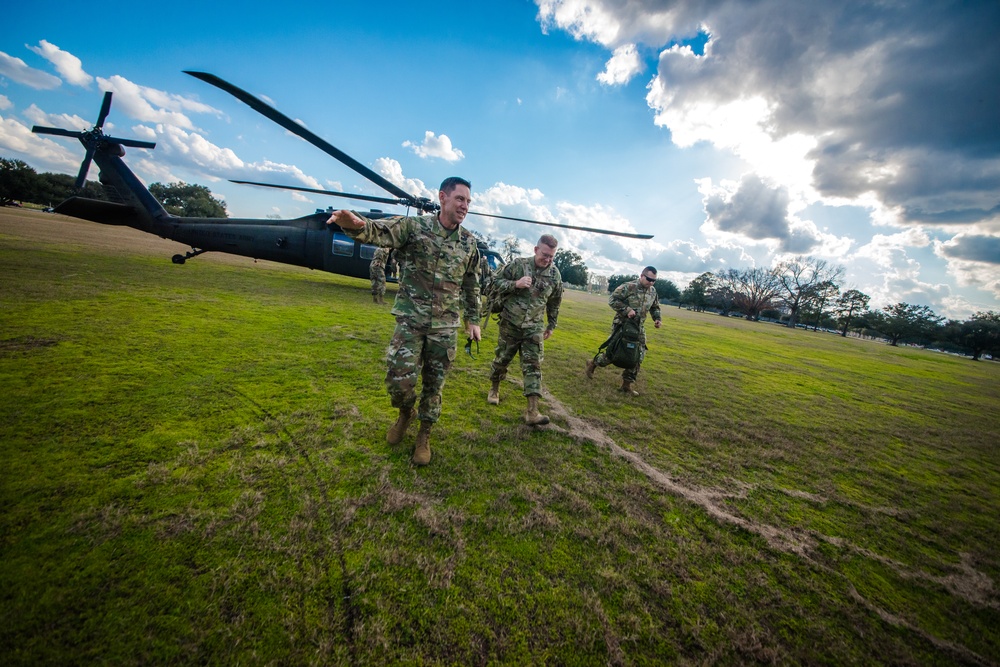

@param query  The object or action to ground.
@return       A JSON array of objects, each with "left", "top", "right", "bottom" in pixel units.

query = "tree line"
[
  {"left": 676, "top": 257, "right": 999, "bottom": 360},
  {"left": 1, "top": 157, "right": 227, "bottom": 217}
]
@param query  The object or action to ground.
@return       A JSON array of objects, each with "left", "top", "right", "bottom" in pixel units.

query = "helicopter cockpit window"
[
  {"left": 332, "top": 232, "right": 355, "bottom": 257},
  {"left": 360, "top": 244, "right": 377, "bottom": 261}
]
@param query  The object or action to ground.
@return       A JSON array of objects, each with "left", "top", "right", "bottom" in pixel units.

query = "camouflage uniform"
[
  {"left": 593, "top": 279, "right": 662, "bottom": 382},
  {"left": 369, "top": 247, "right": 391, "bottom": 301},
  {"left": 489, "top": 257, "right": 563, "bottom": 396},
  {"left": 343, "top": 213, "right": 480, "bottom": 423}
]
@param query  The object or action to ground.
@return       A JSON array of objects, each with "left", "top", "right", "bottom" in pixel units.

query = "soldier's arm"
[
  {"left": 608, "top": 282, "right": 631, "bottom": 316},
  {"left": 650, "top": 298, "right": 662, "bottom": 324},
  {"left": 461, "top": 247, "right": 482, "bottom": 327},
  {"left": 546, "top": 273, "right": 564, "bottom": 332},
  {"left": 327, "top": 210, "right": 410, "bottom": 248},
  {"left": 493, "top": 259, "right": 524, "bottom": 295}
]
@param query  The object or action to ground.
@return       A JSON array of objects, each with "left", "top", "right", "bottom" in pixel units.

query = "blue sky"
[{"left": 3, "top": 0, "right": 999, "bottom": 319}]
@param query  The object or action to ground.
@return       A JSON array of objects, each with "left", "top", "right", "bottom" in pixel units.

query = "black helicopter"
[{"left": 31, "top": 72, "right": 653, "bottom": 282}]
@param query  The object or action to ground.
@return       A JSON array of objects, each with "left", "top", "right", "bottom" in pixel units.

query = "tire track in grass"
[
  {"left": 227, "top": 387, "right": 359, "bottom": 666},
  {"left": 539, "top": 388, "right": 996, "bottom": 667}
]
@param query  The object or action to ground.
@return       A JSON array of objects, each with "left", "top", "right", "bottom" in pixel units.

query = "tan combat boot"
[
  {"left": 524, "top": 395, "right": 550, "bottom": 426},
  {"left": 386, "top": 407, "right": 415, "bottom": 445},
  {"left": 585, "top": 358, "right": 596, "bottom": 379},
  {"left": 412, "top": 421, "right": 432, "bottom": 466},
  {"left": 487, "top": 381, "right": 500, "bottom": 405},
  {"left": 620, "top": 381, "right": 639, "bottom": 396}
]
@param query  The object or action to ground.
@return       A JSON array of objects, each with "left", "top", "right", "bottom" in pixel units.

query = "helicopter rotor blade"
[
  {"left": 185, "top": 71, "right": 426, "bottom": 207},
  {"left": 95, "top": 91, "right": 113, "bottom": 129},
  {"left": 75, "top": 146, "right": 96, "bottom": 188},
  {"left": 467, "top": 211, "right": 653, "bottom": 240},
  {"left": 231, "top": 179, "right": 654, "bottom": 239},
  {"left": 229, "top": 180, "right": 410, "bottom": 208},
  {"left": 116, "top": 138, "right": 158, "bottom": 150},
  {"left": 32, "top": 126, "right": 84, "bottom": 139}
]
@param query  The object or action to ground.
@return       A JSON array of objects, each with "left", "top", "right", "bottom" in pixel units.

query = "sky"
[{"left": 3, "top": 0, "right": 999, "bottom": 319}]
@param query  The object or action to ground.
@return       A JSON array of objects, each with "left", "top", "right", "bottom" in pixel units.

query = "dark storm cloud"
[
  {"left": 940, "top": 235, "right": 1000, "bottom": 265},
  {"left": 558, "top": 0, "right": 1000, "bottom": 226},
  {"left": 702, "top": 173, "right": 821, "bottom": 252}
]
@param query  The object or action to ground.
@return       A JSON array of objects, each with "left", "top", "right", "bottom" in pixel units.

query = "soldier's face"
[
  {"left": 534, "top": 243, "right": 556, "bottom": 268},
  {"left": 438, "top": 184, "right": 471, "bottom": 230}
]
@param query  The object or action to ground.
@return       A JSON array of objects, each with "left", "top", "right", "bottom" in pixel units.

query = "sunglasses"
[{"left": 642, "top": 274, "right": 656, "bottom": 283}]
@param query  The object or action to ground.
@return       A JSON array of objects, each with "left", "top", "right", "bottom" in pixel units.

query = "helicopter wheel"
[{"left": 171, "top": 254, "right": 186, "bottom": 264}]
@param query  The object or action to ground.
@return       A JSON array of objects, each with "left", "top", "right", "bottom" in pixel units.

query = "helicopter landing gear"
[{"left": 172, "top": 248, "right": 207, "bottom": 264}]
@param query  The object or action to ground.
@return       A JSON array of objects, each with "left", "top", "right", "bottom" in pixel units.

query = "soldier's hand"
[
  {"left": 515, "top": 276, "right": 532, "bottom": 289},
  {"left": 543, "top": 329, "right": 553, "bottom": 340},
  {"left": 467, "top": 324, "right": 482, "bottom": 342},
  {"left": 627, "top": 308, "right": 636, "bottom": 318},
  {"left": 654, "top": 320, "right": 662, "bottom": 329},
  {"left": 328, "top": 210, "right": 364, "bottom": 230}
]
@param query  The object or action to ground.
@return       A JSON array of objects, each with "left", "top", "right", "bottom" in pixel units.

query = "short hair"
[
  {"left": 439, "top": 176, "right": 471, "bottom": 194},
  {"left": 537, "top": 234, "right": 558, "bottom": 249},
  {"left": 643, "top": 266, "right": 658, "bottom": 275}
]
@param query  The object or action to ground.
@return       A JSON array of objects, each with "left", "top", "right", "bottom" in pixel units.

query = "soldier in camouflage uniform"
[
  {"left": 586, "top": 266, "right": 662, "bottom": 396},
  {"left": 369, "top": 247, "right": 391, "bottom": 304},
  {"left": 486, "top": 234, "right": 563, "bottom": 425},
  {"left": 328, "top": 177, "right": 481, "bottom": 466}
]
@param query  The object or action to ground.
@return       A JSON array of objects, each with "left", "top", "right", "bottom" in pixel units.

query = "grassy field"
[{"left": 2, "top": 208, "right": 998, "bottom": 665}]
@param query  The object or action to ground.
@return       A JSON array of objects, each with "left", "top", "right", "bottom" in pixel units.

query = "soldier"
[
  {"left": 486, "top": 234, "right": 563, "bottom": 425},
  {"left": 586, "top": 267, "right": 662, "bottom": 395},
  {"left": 369, "top": 247, "right": 391, "bottom": 304},
  {"left": 328, "top": 177, "right": 481, "bottom": 466}
]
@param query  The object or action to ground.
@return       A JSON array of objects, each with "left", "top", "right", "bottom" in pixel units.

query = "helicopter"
[{"left": 31, "top": 72, "right": 653, "bottom": 283}]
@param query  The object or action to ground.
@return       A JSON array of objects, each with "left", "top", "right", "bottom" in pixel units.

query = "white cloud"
[
  {"left": 0, "top": 51, "right": 61, "bottom": 89},
  {"left": 26, "top": 40, "right": 92, "bottom": 88},
  {"left": 0, "top": 95, "right": 11, "bottom": 111},
  {"left": 597, "top": 44, "right": 642, "bottom": 85},
  {"left": 0, "top": 113, "right": 80, "bottom": 173},
  {"left": 403, "top": 131, "right": 465, "bottom": 162},
  {"left": 373, "top": 157, "right": 434, "bottom": 200}
]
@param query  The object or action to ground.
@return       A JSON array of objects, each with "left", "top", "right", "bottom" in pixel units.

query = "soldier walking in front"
[
  {"left": 586, "top": 267, "right": 662, "bottom": 395},
  {"left": 328, "top": 177, "right": 481, "bottom": 466},
  {"left": 486, "top": 234, "right": 563, "bottom": 425}
]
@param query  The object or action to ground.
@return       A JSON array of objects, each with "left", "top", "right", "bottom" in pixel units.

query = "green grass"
[{"left": 2, "top": 210, "right": 999, "bottom": 665}]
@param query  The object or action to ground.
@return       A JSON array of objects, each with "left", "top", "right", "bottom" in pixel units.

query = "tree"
[
  {"left": 654, "top": 278, "right": 680, "bottom": 302},
  {"left": 721, "top": 266, "right": 781, "bottom": 321},
  {"left": 871, "top": 302, "right": 943, "bottom": 346},
  {"left": 0, "top": 158, "right": 37, "bottom": 206},
  {"left": 946, "top": 311, "right": 1000, "bottom": 360},
  {"left": 681, "top": 272, "right": 715, "bottom": 311},
  {"left": 711, "top": 269, "right": 741, "bottom": 315},
  {"left": 553, "top": 249, "right": 589, "bottom": 286},
  {"left": 775, "top": 256, "right": 845, "bottom": 328},
  {"left": 834, "top": 289, "right": 871, "bottom": 337},
  {"left": 149, "top": 182, "right": 227, "bottom": 218},
  {"left": 607, "top": 274, "right": 637, "bottom": 293},
  {"left": 805, "top": 280, "right": 840, "bottom": 330},
  {"left": 500, "top": 235, "right": 521, "bottom": 262}
]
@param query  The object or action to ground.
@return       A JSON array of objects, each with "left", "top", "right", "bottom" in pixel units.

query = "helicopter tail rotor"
[{"left": 32, "top": 91, "right": 156, "bottom": 189}]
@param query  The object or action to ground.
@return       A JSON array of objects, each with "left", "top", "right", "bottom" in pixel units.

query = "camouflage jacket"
[
  {"left": 343, "top": 213, "right": 481, "bottom": 329},
  {"left": 494, "top": 256, "right": 563, "bottom": 332},
  {"left": 609, "top": 280, "right": 661, "bottom": 329},
  {"left": 370, "top": 247, "right": 391, "bottom": 270}
]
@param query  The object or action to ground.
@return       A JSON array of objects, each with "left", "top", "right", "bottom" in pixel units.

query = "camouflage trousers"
[
  {"left": 593, "top": 327, "right": 646, "bottom": 383},
  {"left": 370, "top": 267, "right": 386, "bottom": 298},
  {"left": 385, "top": 320, "right": 457, "bottom": 423},
  {"left": 490, "top": 322, "right": 545, "bottom": 397}
]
